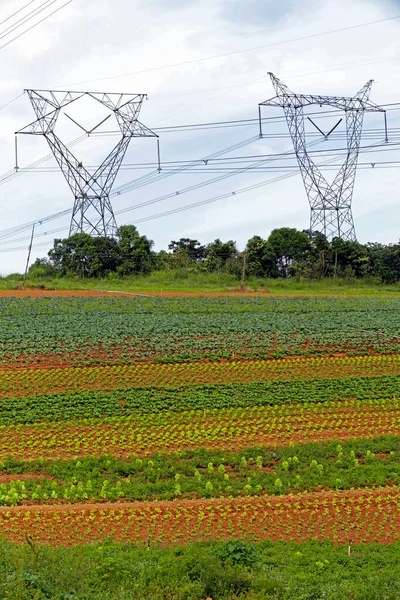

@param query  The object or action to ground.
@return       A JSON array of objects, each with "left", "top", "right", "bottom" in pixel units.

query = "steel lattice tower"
[
  {"left": 259, "top": 73, "right": 386, "bottom": 241},
  {"left": 17, "top": 90, "right": 158, "bottom": 237}
]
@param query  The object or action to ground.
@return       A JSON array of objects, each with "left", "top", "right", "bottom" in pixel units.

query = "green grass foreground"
[
  {"left": 1, "top": 269, "right": 400, "bottom": 294},
  {"left": 0, "top": 538, "right": 398, "bottom": 599}
]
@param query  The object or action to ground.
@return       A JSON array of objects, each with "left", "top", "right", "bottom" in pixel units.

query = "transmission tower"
[
  {"left": 258, "top": 73, "right": 387, "bottom": 241},
  {"left": 17, "top": 90, "right": 158, "bottom": 237}
]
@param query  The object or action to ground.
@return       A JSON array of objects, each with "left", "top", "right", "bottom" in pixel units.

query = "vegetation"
[
  {"left": 0, "top": 437, "right": 398, "bottom": 505},
  {"left": 0, "top": 293, "right": 399, "bottom": 595},
  {"left": 0, "top": 296, "right": 399, "bottom": 368},
  {"left": 0, "top": 375, "right": 398, "bottom": 424},
  {"left": 1, "top": 538, "right": 400, "bottom": 599},
  {"left": 22, "top": 224, "right": 400, "bottom": 284}
]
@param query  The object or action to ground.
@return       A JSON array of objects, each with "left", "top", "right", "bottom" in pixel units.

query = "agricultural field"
[{"left": 0, "top": 292, "right": 400, "bottom": 598}]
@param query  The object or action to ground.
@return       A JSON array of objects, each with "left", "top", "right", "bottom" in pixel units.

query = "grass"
[
  {"left": 1, "top": 269, "right": 400, "bottom": 295},
  {"left": 0, "top": 538, "right": 399, "bottom": 599}
]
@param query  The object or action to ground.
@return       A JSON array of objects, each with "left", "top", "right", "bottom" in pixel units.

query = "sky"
[{"left": 0, "top": 0, "right": 400, "bottom": 273}]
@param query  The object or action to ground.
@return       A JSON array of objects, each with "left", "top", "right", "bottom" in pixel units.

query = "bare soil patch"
[
  {"left": 0, "top": 289, "right": 132, "bottom": 298},
  {"left": 0, "top": 474, "right": 54, "bottom": 483}
]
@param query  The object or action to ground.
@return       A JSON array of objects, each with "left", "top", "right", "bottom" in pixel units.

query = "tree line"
[{"left": 29, "top": 225, "right": 400, "bottom": 283}]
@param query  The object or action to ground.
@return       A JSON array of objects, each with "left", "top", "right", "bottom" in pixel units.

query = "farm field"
[{"left": 0, "top": 292, "right": 399, "bottom": 598}]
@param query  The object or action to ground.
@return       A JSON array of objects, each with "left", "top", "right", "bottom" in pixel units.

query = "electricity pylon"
[
  {"left": 17, "top": 90, "right": 158, "bottom": 237},
  {"left": 259, "top": 73, "right": 387, "bottom": 241}
]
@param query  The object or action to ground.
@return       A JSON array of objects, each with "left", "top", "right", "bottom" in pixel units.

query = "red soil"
[
  {"left": 0, "top": 399, "right": 397, "bottom": 461},
  {"left": 0, "top": 486, "right": 398, "bottom": 546},
  {"left": 0, "top": 289, "right": 132, "bottom": 298},
  {"left": 0, "top": 474, "right": 54, "bottom": 483},
  {"left": 0, "top": 288, "right": 388, "bottom": 298},
  {"left": 0, "top": 289, "right": 274, "bottom": 298},
  {"left": 0, "top": 354, "right": 398, "bottom": 399}
]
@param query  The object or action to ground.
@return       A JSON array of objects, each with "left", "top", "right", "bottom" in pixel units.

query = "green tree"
[
  {"left": 48, "top": 233, "right": 120, "bottom": 277},
  {"left": 290, "top": 230, "right": 330, "bottom": 279},
  {"left": 28, "top": 258, "right": 58, "bottom": 279},
  {"left": 168, "top": 238, "right": 206, "bottom": 263},
  {"left": 366, "top": 242, "right": 400, "bottom": 283},
  {"left": 204, "top": 239, "right": 238, "bottom": 272},
  {"left": 267, "top": 228, "right": 311, "bottom": 277},
  {"left": 117, "top": 225, "right": 155, "bottom": 275},
  {"left": 246, "top": 236, "right": 277, "bottom": 278},
  {"left": 330, "top": 238, "right": 369, "bottom": 278}
]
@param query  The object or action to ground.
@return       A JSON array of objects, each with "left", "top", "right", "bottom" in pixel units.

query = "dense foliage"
[
  {"left": 1, "top": 539, "right": 400, "bottom": 599},
  {"left": 29, "top": 224, "right": 400, "bottom": 282}
]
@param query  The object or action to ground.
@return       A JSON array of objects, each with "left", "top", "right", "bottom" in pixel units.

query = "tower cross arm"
[
  {"left": 296, "top": 94, "right": 384, "bottom": 112},
  {"left": 17, "top": 88, "right": 159, "bottom": 237},
  {"left": 117, "top": 118, "right": 158, "bottom": 138},
  {"left": 259, "top": 96, "right": 285, "bottom": 107},
  {"left": 259, "top": 73, "right": 386, "bottom": 242},
  {"left": 260, "top": 94, "right": 384, "bottom": 112}
]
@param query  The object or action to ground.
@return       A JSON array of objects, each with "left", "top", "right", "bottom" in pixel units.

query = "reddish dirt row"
[
  {"left": 0, "top": 487, "right": 398, "bottom": 546},
  {"left": 0, "top": 289, "right": 273, "bottom": 298},
  {"left": 0, "top": 289, "right": 133, "bottom": 298},
  {"left": 0, "top": 354, "right": 398, "bottom": 398},
  {"left": 0, "top": 288, "right": 388, "bottom": 298},
  {"left": 3, "top": 341, "right": 392, "bottom": 372},
  {"left": 1, "top": 398, "right": 397, "bottom": 461}
]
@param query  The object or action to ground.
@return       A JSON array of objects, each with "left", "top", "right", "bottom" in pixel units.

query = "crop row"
[
  {"left": 1, "top": 397, "right": 398, "bottom": 461},
  {"left": 0, "top": 439, "right": 398, "bottom": 506},
  {"left": 0, "top": 487, "right": 399, "bottom": 546},
  {"left": 2, "top": 330, "right": 400, "bottom": 369},
  {"left": 1, "top": 296, "right": 399, "bottom": 368},
  {"left": 1, "top": 354, "right": 399, "bottom": 400},
  {"left": 1, "top": 375, "right": 399, "bottom": 425},
  {"left": 3, "top": 295, "right": 399, "bottom": 316}
]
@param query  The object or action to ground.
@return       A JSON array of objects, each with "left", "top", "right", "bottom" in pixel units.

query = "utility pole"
[
  {"left": 16, "top": 90, "right": 159, "bottom": 238},
  {"left": 320, "top": 249, "right": 325, "bottom": 279},
  {"left": 241, "top": 251, "right": 247, "bottom": 290},
  {"left": 258, "top": 73, "right": 387, "bottom": 241},
  {"left": 23, "top": 223, "right": 36, "bottom": 283},
  {"left": 14, "top": 136, "right": 19, "bottom": 172}
]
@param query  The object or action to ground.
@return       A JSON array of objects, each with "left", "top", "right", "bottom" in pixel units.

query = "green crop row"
[
  {"left": 2, "top": 294, "right": 399, "bottom": 316},
  {"left": 0, "top": 436, "right": 398, "bottom": 506},
  {"left": 1, "top": 375, "right": 399, "bottom": 425},
  {"left": 1, "top": 295, "right": 399, "bottom": 366}
]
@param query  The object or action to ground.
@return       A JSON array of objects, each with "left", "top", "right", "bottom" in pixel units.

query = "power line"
[
  {"left": 128, "top": 145, "right": 389, "bottom": 227},
  {"left": 110, "top": 140, "right": 390, "bottom": 217},
  {"left": 0, "top": 0, "right": 73, "bottom": 51},
  {"left": 0, "top": 0, "right": 62, "bottom": 42},
  {"left": 0, "top": 92, "right": 398, "bottom": 246},
  {"left": 0, "top": 137, "right": 397, "bottom": 244},
  {"left": 112, "top": 136, "right": 260, "bottom": 196},
  {"left": 0, "top": 143, "right": 397, "bottom": 251},
  {"left": 0, "top": 133, "right": 87, "bottom": 188},
  {"left": 2, "top": 106, "right": 399, "bottom": 186},
  {"left": 16, "top": 136, "right": 400, "bottom": 173},
  {"left": 56, "top": 15, "right": 400, "bottom": 88},
  {"left": 0, "top": 0, "right": 38, "bottom": 27},
  {"left": 0, "top": 91, "right": 25, "bottom": 112},
  {"left": 0, "top": 136, "right": 266, "bottom": 242}
]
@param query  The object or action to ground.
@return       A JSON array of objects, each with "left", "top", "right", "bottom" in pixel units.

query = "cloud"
[{"left": 220, "top": 0, "right": 305, "bottom": 27}]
